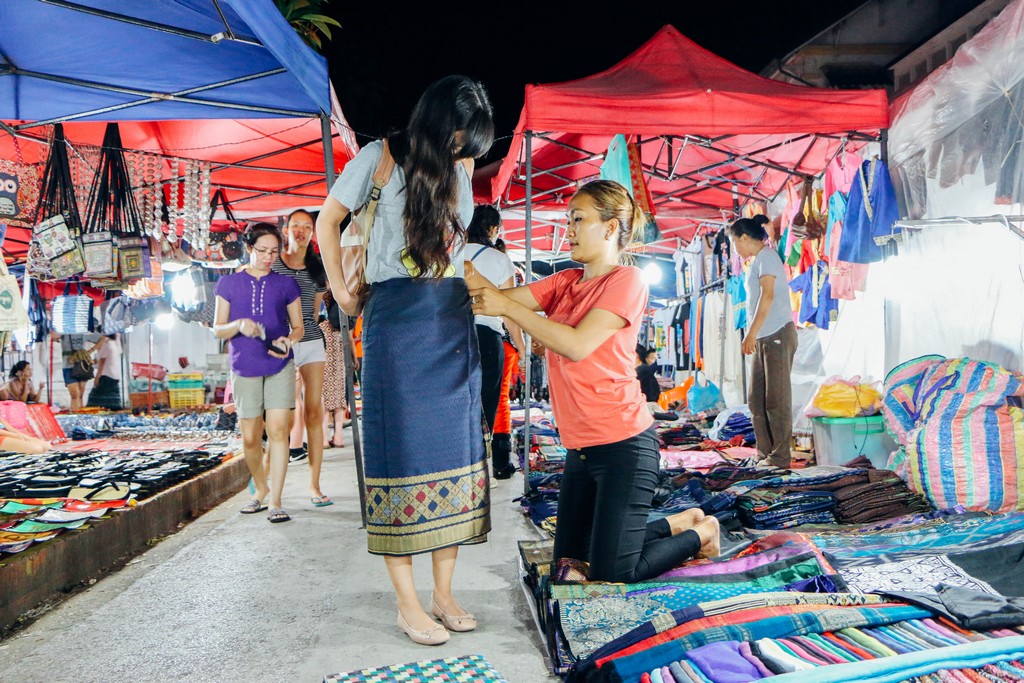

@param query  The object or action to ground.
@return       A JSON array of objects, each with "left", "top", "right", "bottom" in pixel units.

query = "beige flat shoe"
[
  {"left": 431, "top": 593, "right": 477, "bottom": 632},
  {"left": 397, "top": 611, "right": 449, "bottom": 645}
]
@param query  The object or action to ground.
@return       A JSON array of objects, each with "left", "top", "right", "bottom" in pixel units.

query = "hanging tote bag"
[
  {"left": 31, "top": 124, "right": 86, "bottom": 281},
  {"left": 337, "top": 140, "right": 395, "bottom": 317},
  {"left": 0, "top": 259, "right": 30, "bottom": 332},
  {"left": 51, "top": 281, "right": 94, "bottom": 334},
  {"left": 101, "top": 295, "right": 133, "bottom": 334}
]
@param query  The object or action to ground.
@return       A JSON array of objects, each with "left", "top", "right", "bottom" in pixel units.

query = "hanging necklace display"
[
  {"left": 168, "top": 158, "right": 180, "bottom": 242},
  {"left": 31, "top": 123, "right": 87, "bottom": 281},
  {"left": 198, "top": 160, "right": 211, "bottom": 250}
]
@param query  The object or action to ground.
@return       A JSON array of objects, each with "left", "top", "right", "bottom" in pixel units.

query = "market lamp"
[
  {"left": 642, "top": 261, "right": 663, "bottom": 285},
  {"left": 171, "top": 269, "right": 199, "bottom": 309},
  {"left": 154, "top": 312, "right": 175, "bottom": 330}
]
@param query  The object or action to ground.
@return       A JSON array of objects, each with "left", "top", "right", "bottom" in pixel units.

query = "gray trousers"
[{"left": 748, "top": 323, "right": 798, "bottom": 468}]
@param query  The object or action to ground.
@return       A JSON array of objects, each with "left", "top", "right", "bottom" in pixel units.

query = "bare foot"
[
  {"left": 666, "top": 507, "right": 705, "bottom": 535},
  {"left": 696, "top": 517, "right": 722, "bottom": 559}
]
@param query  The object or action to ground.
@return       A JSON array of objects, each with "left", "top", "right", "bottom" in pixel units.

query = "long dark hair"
[
  {"left": 726, "top": 215, "right": 770, "bottom": 241},
  {"left": 467, "top": 204, "right": 501, "bottom": 246},
  {"left": 390, "top": 75, "right": 494, "bottom": 278},
  {"left": 9, "top": 360, "right": 28, "bottom": 379},
  {"left": 286, "top": 210, "right": 326, "bottom": 287}
]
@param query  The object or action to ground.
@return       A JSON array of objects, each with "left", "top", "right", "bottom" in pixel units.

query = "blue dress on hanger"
[{"left": 838, "top": 159, "right": 901, "bottom": 264}]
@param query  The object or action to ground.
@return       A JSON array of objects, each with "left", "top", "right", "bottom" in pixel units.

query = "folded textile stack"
[
  {"left": 715, "top": 412, "right": 756, "bottom": 445},
  {"left": 737, "top": 489, "right": 837, "bottom": 529},
  {"left": 659, "top": 423, "right": 705, "bottom": 447},
  {"left": 833, "top": 470, "right": 932, "bottom": 524},
  {"left": 56, "top": 411, "right": 221, "bottom": 435}
]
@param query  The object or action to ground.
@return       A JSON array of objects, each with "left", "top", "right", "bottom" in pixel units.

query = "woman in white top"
[{"left": 465, "top": 205, "right": 525, "bottom": 479}]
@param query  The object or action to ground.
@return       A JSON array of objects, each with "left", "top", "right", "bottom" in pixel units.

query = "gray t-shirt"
[
  {"left": 329, "top": 140, "right": 474, "bottom": 284},
  {"left": 746, "top": 247, "right": 792, "bottom": 339}
]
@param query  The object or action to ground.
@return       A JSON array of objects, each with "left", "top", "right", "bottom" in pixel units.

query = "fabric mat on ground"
[
  {"left": 323, "top": 654, "right": 507, "bottom": 682},
  {"left": 556, "top": 551, "right": 841, "bottom": 661}
]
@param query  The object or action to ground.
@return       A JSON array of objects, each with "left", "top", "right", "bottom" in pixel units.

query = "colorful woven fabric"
[
  {"left": 325, "top": 655, "right": 506, "bottom": 682},
  {"left": 883, "top": 355, "right": 1024, "bottom": 513}
]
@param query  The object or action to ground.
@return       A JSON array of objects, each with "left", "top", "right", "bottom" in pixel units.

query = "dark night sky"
[{"left": 323, "top": 0, "right": 866, "bottom": 162}]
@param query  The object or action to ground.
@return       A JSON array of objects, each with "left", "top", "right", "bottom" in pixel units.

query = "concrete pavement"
[{"left": 0, "top": 436, "right": 557, "bottom": 683}]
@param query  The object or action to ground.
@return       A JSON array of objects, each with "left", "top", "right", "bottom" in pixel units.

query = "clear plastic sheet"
[{"left": 890, "top": 0, "right": 1024, "bottom": 218}]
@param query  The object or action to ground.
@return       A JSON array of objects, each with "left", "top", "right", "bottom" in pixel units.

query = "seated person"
[
  {"left": 0, "top": 361, "right": 42, "bottom": 403},
  {"left": 635, "top": 345, "right": 662, "bottom": 404},
  {"left": 468, "top": 180, "right": 720, "bottom": 582},
  {"left": 0, "top": 420, "right": 50, "bottom": 454}
]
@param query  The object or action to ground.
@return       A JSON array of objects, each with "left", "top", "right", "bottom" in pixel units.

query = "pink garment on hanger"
[
  {"left": 824, "top": 151, "right": 863, "bottom": 201},
  {"left": 827, "top": 219, "right": 868, "bottom": 300}
]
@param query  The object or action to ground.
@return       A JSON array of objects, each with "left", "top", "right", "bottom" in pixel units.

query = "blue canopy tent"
[{"left": 0, "top": 0, "right": 368, "bottom": 522}]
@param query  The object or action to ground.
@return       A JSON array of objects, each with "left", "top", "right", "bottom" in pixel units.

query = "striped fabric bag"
[{"left": 883, "top": 355, "right": 1024, "bottom": 513}]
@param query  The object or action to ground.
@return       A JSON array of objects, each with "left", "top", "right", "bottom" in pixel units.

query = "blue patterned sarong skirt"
[{"left": 361, "top": 277, "right": 490, "bottom": 555}]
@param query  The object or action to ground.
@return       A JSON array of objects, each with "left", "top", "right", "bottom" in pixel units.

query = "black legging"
[
  {"left": 553, "top": 426, "right": 701, "bottom": 582},
  {"left": 475, "top": 325, "right": 504, "bottom": 432}
]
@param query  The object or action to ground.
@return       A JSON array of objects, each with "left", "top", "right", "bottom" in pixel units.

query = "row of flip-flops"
[
  {"left": 0, "top": 449, "right": 227, "bottom": 501},
  {"left": 0, "top": 498, "right": 130, "bottom": 554}
]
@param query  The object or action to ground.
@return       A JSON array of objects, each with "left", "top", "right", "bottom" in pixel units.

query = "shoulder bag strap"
[
  {"left": 359, "top": 140, "right": 396, "bottom": 283},
  {"left": 470, "top": 245, "right": 489, "bottom": 261}
]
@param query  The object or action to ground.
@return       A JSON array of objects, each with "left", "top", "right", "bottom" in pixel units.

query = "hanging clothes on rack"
[
  {"left": 789, "top": 260, "right": 839, "bottom": 330},
  {"left": 838, "top": 158, "right": 901, "bottom": 264}
]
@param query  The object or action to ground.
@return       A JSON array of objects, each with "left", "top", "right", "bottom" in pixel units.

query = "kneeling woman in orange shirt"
[{"left": 468, "top": 180, "right": 720, "bottom": 582}]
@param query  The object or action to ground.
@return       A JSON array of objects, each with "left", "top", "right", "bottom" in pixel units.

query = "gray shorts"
[{"left": 232, "top": 361, "right": 296, "bottom": 419}]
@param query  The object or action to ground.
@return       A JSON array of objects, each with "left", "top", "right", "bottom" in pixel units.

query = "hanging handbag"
[
  {"left": 789, "top": 177, "right": 825, "bottom": 241},
  {"left": 337, "top": 140, "right": 395, "bottom": 317},
  {"left": 0, "top": 258, "right": 30, "bottom": 332},
  {"left": 51, "top": 281, "right": 95, "bottom": 334},
  {"left": 31, "top": 124, "right": 86, "bottom": 281},
  {"left": 0, "top": 136, "right": 40, "bottom": 228},
  {"left": 83, "top": 124, "right": 147, "bottom": 284},
  {"left": 101, "top": 295, "right": 133, "bottom": 334},
  {"left": 68, "top": 349, "right": 95, "bottom": 382}
]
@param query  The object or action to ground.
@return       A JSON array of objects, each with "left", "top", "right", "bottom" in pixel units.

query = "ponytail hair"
[
  {"left": 572, "top": 179, "right": 645, "bottom": 253},
  {"left": 726, "top": 214, "right": 770, "bottom": 242}
]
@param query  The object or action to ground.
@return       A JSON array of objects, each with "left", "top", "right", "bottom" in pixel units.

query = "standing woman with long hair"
[
  {"left": 214, "top": 223, "right": 303, "bottom": 523},
  {"left": 272, "top": 209, "right": 332, "bottom": 507},
  {"left": 316, "top": 75, "right": 493, "bottom": 645},
  {"left": 726, "top": 215, "right": 797, "bottom": 468}
]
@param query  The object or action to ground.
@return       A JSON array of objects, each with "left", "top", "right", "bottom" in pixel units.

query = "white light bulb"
[
  {"left": 154, "top": 313, "right": 175, "bottom": 330},
  {"left": 642, "top": 262, "right": 662, "bottom": 285}
]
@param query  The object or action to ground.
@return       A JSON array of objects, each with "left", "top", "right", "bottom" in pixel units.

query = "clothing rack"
[
  {"left": 659, "top": 275, "right": 729, "bottom": 307},
  {"left": 895, "top": 215, "right": 1024, "bottom": 242}
]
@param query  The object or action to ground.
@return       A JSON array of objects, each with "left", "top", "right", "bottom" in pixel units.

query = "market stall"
[{"left": 0, "top": 0, "right": 366, "bottom": 630}]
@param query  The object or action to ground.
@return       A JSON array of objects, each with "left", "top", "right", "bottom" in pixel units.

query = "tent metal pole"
[
  {"left": 522, "top": 131, "right": 534, "bottom": 497},
  {"left": 37, "top": 0, "right": 263, "bottom": 46},
  {"left": 12, "top": 68, "right": 312, "bottom": 130},
  {"left": 321, "top": 113, "right": 368, "bottom": 528}
]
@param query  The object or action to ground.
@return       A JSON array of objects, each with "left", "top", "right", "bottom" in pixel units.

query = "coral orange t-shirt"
[{"left": 528, "top": 266, "right": 654, "bottom": 449}]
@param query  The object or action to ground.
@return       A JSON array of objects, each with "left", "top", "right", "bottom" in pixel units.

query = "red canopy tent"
[
  {"left": 0, "top": 113, "right": 357, "bottom": 260},
  {"left": 482, "top": 25, "right": 890, "bottom": 260}
]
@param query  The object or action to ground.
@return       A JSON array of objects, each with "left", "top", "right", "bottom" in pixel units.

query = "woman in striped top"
[{"left": 272, "top": 209, "right": 332, "bottom": 507}]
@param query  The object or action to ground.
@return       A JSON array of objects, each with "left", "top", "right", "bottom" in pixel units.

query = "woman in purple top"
[{"left": 214, "top": 223, "right": 303, "bottom": 523}]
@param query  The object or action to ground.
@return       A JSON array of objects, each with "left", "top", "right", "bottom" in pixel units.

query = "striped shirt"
[{"left": 271, "top": 257, "right": 326, "bottom": 342}]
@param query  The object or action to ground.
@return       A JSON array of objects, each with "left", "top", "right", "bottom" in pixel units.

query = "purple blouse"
[{"left": 215, "top": 270, "right": 300, "bottom": 377}]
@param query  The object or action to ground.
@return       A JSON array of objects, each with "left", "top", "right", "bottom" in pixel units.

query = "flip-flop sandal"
[
  {"left": 267, "top": 508, "right": 291, "bottom": 523},
  {"left": 311, "top": 496, "right": 333, "bottom": 507},
  {"left": 240, "top": 500, "right": 267, "bottom": 514}
]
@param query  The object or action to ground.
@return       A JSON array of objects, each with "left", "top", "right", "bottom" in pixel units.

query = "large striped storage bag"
[{"left": 882, "top": 355, "right": 1024, "bottom": 512}]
